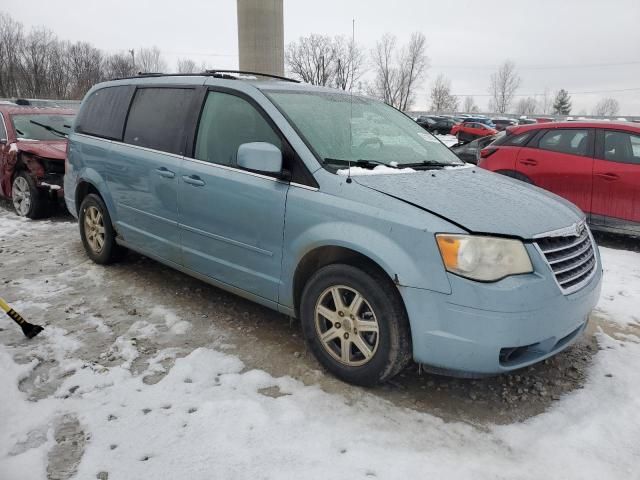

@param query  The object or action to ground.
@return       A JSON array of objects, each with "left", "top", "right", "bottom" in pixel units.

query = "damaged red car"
[{"left": 0, "top": 105, "right": 75, "bottom": 218}]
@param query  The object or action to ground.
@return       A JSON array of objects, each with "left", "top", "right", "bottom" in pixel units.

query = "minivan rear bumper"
[{"left": 399, "top": 260, "right": 602, "bottom": 376}]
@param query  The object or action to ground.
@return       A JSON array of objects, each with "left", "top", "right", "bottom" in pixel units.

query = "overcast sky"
[{"left": 4, "top": 0, "right": 640, "bottom": 114}]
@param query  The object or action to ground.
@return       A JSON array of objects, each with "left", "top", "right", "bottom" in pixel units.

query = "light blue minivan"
[{"left": 65, "top": 71, "right": 602, "bottom": 386}]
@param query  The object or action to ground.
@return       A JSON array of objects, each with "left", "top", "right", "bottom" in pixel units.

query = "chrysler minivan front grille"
[{"left": 535, "top": 224, "right": 596, "bottom": 294}]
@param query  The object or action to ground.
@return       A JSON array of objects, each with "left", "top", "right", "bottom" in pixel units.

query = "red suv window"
[
  {"left": 537, "top": 129, "right": 589, "bottom": 156},
  {"left": 603, "top": 131, "right": 640, "bottom": 164}
]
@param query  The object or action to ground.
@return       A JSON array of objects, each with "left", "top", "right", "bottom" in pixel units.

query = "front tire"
[
  {"left": 12, "top": 172, "right": 50, "bottom": 219},
  {"left": 79, "top": 194, "right": 124, "bottom": 264},
  {"left": 300, "top": 264, "right": 412, "bottom": 386}
]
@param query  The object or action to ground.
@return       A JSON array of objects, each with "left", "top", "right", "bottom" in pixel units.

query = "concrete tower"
[{"left": 236, "top": 0, "right": 284, "bottom": 77}]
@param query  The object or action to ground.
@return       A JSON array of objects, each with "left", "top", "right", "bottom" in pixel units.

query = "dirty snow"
[{"left": 1, "top": 212, "right": 640, "bottom": 479}]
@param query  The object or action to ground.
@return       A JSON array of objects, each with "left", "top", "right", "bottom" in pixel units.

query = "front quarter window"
[{"left": 265, "top": 90, "right": 463, "bottom": 170}]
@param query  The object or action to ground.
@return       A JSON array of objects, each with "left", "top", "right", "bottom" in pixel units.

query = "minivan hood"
[
  {"left": 15, "top": 140, "right": 67, "bottom": 161},
  {"left": 354, "top": 167, "right": 583, "bottom": 239}
]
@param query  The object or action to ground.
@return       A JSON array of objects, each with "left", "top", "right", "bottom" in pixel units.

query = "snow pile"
[{"left": 595, "top": 247, "right": 640, "bottom": 327}]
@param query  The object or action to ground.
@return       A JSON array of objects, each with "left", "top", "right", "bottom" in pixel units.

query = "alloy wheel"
[
  {"left": 12, "top": 176, "right": 31, "bottom": 216},
  {"left": 314, "top": 285, "right": 380, "bottom": 367},
  {"left": 84, "top": 206, "right": 106, "bottom": 253}
]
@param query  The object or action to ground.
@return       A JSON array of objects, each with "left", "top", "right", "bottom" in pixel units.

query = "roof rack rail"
[
  {"left": 114, "top": 70, "right": 300, "bottom": 83},
  {"left": 204, "top": 70, "right": 300, "bottom": 83}
]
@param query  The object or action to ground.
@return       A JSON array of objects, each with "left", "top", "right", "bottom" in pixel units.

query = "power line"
[
  {"left": 452, "top": 87, "right": 640, "bottom": 97},
  {"left": 432, "top": 60, "right": 640, "bottom": 70}
]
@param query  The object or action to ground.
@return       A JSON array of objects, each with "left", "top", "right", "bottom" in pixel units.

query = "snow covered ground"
[{"left": 1, "top": 210, "right": 639, "bottom": 479}]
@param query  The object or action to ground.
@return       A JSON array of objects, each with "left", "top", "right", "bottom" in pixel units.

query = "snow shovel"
[{"left": 0, "top": 297, "right": 44, "bottom": 338}]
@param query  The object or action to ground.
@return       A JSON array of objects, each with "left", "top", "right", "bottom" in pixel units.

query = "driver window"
[{"left": 195, "top": 92, "right": 282, "bottom": 167}]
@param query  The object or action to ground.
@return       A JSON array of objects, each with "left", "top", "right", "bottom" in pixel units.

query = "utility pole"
[{"left": 129, "top": 49, "right": 135, "bottom": 72}]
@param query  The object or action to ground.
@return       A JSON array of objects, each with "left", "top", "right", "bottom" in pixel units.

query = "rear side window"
[
  {"left": 603, "top": 130, "right": 640, "bottom": 164},
  {"left": 0, "top": 113, "right": 7, "bottom": 140},
  {"left": 75, "top": 86, "right": 133, "bottom": 140},
  {"left": 195, "top": 91, "right": 282, "bottom": 167},
  {"left": 124, "top": 88, "right": 195, "bottom": 155},
  {"left": 538, "top": 129, "right": 589, "bottom": 156},
  {"left": 504, "top": 131, "right": 533, "bottom": 146}
]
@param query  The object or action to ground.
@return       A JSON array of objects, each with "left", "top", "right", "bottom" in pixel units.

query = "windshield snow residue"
[{"left": 337, "top": 165, "right": 416, "bottom": 176}]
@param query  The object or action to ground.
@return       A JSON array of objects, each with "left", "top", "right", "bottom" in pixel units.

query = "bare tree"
[
  {"left": 429, "top": 74, "right": 458, "bottom": 113},
  {"left": 136, "top": 47, "right": 167, "bottom": 73},
  {"left": 397, "top": 33, "right": 428, "bottom": 111},
  {"left": 66, "top": 42, "right": 103, "bottom": 98},
  {"left": 488, "top": 60, "right": 521, "bottom": 114},
  {"left": 46, "top": 40, "right": 71, "bottom": 99},
  {"left": 462, "top": 96, "right": 479, "bottom": 113},
  {"left": 369, "top": 33, "right": 398, "bottom": 106},
  {"left": 285, "top": 34, "right": 336, "bottom": 86},
  {"left": 592, "top": 97, "right": 620, "bottom": 117},
  {"left": 19, "top": 27, "right": 55, "bottom": 97},
  {"left": 176, "top": 58, "right": 198, "bottom": 74},
  {"left": 0, "top": 13, "right": 24, "bottom": 97},
  {"left": 369, "top": 33, "right": 428, "bottom": 110},
  {"left": 332, "top": 36, "right": 366, "bottom": 91},
  {"left": 104, "top": 52, "right": 135, "bottom": 80},
  {"left": 515, "top": 97, "right": 538, "bottom": 116}
]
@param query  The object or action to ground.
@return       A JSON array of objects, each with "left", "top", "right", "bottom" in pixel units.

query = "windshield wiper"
[
  {"left": 401, "top": 160, "right": 462, "bottom": 169},
  {"left": 29, "top": 120, "right": 68, "bottom": 138},
  {"left": 323, "top": 158, "right": 396, "bottom": 169}
]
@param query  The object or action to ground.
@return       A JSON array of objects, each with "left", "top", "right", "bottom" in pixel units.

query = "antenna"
[{"left": 347, "top": 18, "right": 355, "bottom": 185}]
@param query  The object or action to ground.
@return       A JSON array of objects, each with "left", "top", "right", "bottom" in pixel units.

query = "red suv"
[
  {"left": 478, "top": 121, "right": 640, "bottom": 235},
  {"left": 0, "top": 105, "right": 75, "bottom": 218}
]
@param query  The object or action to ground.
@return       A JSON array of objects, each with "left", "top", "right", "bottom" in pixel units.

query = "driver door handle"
[
  {"left": 595, "top": 172, "right": 619, "bottom": 181},
  {"left": 519, "top": 158, "right": 538, "bottom": 166},
  {"left": 182, "top": 175, "right": 206, "bottom": 187}
]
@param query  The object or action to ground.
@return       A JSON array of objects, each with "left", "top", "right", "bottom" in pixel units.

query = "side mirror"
[{"left": 237, "top": 142, "right": 283, "bottom": 175}]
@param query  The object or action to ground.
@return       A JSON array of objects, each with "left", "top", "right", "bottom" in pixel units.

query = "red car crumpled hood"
[{"left": 15, "top": 140, "right": 67, "bottom": 160}]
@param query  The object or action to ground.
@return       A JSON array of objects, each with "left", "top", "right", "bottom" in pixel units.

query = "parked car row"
[{"left": 415, "top": 115, "right": 457, "bottom": 135}]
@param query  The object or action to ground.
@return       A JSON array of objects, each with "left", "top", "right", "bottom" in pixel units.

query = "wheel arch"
[
  {"left": 72, "top": 169, "right": 116, "bottom": 218},
  {"left": 292, "top": 245, "right": 401, "bottom": 319},
  {"left": 75, "top": 180, "right": 102, "bottom": 214}
]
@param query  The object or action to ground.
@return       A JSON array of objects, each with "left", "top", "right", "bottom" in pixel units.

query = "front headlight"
[{"left": 436, "top": 234, "right": 533, "bottom": 282}]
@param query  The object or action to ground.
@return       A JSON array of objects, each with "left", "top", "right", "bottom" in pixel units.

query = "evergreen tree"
[{"left": 553, "top": 89, "right": 572, "bottom": 115}]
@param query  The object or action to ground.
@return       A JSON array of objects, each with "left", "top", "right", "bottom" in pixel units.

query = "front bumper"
[{"left": 400, "top": 244, "right": 603, "bottom": 376}]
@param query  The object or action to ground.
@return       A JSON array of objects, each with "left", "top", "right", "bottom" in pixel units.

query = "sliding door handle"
[{"left": 154, "top": 167, "right": 175, "bottom": 179}]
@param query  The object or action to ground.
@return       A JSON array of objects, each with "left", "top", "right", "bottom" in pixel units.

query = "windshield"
[
  {"left": 265, "top": 90, "right": 463, "bottom": 169},
  {"left": 11, "top": 114, "right": 75, "bottom": 140}
]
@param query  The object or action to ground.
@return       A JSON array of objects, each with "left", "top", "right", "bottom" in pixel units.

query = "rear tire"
[
  {"left": 79, "top": 194, "right": 124, "bottom": 264},
  {"left": 300, "top": 264, "right": 412, "bottom": 386},
  {"left": 12, "top": 172, "right": 50, "bottom": 219}
]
